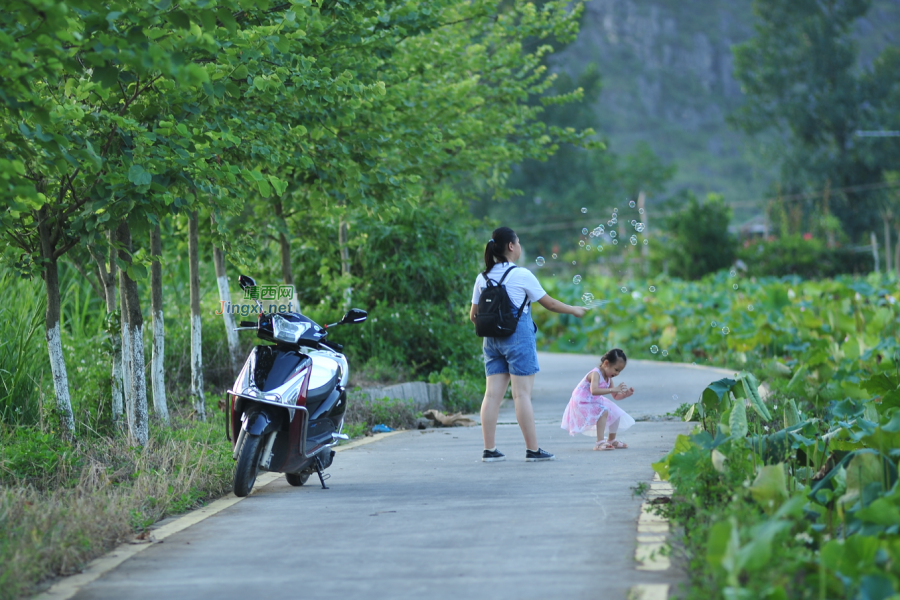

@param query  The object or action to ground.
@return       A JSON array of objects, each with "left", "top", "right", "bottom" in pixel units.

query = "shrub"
[
  {"left": 738, "top": 235, "right": 874, "bottom": 278},
  {"left": 653, "top": 193, "right": 737, "bottom": 280}
]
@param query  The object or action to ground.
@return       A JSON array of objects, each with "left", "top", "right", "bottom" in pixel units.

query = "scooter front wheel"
[{"left": 233, "top": 433, "right": 263, "bottom": 497}]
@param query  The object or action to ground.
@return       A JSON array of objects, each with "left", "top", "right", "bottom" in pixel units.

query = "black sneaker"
[
  {"left": 482, "top": 449, "right": 506, "bottom": 462},
  {"left": 525, "top": 448, "right": 556, "bottom": 462}
]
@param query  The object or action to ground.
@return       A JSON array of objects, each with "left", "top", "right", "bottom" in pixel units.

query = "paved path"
[{"left": 72, "top": 353, "right": 730, "bottom": 600}]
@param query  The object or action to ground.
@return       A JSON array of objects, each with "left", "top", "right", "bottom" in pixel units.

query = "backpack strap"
[
  {"left": 482, "top": 265, "right": 517, "bottom": 287},
  {"left": 496, "top": 267, "right": 528, "bottom": 318}
]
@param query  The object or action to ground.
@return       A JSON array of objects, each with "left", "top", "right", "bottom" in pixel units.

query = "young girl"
[{"left": 561, "top": 349, "right": 636, "bottom": 450}]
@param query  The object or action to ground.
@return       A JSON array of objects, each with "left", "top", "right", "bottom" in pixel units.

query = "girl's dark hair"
[
  {"left": 484, "top": 227, "right": 518, "bottom": 273},
  {"left": 601, "top": 348, "right": 627, "bottom": 366}
]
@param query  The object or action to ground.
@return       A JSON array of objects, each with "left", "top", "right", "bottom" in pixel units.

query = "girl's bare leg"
[
  {"left": 481, "top": 374, "right": 511, "bottom": 449},
  {"left": 596, "top": 413, "right": 608, "bottom": 442},
  {"left": 510, "top": 374, "right": 538, "bottom": 450}
]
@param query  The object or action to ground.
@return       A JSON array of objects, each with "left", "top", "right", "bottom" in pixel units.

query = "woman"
[{"left": 470, "top": 227, "right": 587, "bottom": 462}]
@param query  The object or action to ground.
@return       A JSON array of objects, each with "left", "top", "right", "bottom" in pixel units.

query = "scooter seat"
[{"left": 306, "top": 371, "right": 339, "bottom": 408}]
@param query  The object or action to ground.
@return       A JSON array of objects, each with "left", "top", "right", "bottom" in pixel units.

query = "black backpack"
[{"left": 475, "top": 267, "right": 528, "bottom": 338}]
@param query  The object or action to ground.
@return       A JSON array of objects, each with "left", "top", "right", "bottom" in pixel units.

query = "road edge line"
[
  {"left": 32, "top": 430, "right": 403, "bottom": 600},
  {"left": 628, "top": 472, "right": 674, "bottom": 599}
]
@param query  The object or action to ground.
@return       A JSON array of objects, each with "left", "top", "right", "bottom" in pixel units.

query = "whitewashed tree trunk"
[
  {"left": 89, "top": 234, "right": 124, "bottom": 423},
  {"left": 119, "top": 270, "right": 132, "bottom": 423},
  {"left": 150, "top": 224, "right": 170, "bottom": 426},
  {"left": 117, "top": 222, "right": 149, "bottom": 445},
  {"left": 213, "top": 244, "right": 240, "bottom": 377},
  {"left": 189, "top": 212, "right": 206, "bottom": 421},
  {"left": 339, "top": 217, "right": 352, "bottom": 309},
  {"left": 38, "top": 210, "right": 75, "bottom": 438}
]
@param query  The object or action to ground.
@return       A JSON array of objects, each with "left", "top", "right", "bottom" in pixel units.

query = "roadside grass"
[{"left": 0, "top": 414, "right": 232, "bottom": 600}]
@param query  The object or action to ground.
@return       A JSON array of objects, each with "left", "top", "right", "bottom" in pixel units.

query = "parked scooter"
[{"left": 226, "top": 275, "right": 367, "bottom": 497}]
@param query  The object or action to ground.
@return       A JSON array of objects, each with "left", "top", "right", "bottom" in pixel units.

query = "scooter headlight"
[{"left": 271, "top": 314, "right": 309, "bottom": 344}]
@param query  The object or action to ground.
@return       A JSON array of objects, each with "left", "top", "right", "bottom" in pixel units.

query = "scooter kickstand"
[{"left": 314, "top": 456, "right": 330, "bottom": 489}]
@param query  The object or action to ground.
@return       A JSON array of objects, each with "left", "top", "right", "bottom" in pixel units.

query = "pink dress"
[{"left": 561, "top": 368, "right": 636, "bottom": 436}]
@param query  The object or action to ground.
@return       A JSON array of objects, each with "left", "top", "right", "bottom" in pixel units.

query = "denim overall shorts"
[{"left": 482, "top": 310, "right": 539, "bottom": 377}]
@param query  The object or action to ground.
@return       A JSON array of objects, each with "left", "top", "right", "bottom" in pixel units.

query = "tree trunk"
[
  {"left": 119, "top": 268, "right": 132, "bottom": 425},
  {"left": 116, "top": 222, "right": 149, "bottom": 445},
  {"left": 89, "top": 233, "right": 124, "bottom": 423},
  {"left": 884, "top": 213, "right": 893, "bottom": 274},
  {"left": 150, "top": 223, "right": 170, "bottom": 426},
  {"left": 38, "top": 211, "right": 75, "bottom": 438},
  {"left": 871, "top": 231, "right": 880, "bottom": 273},
  {"left": 189, "top": 212, "right": 206, "bottom": 421},
  {"left": 339, "top": 217, "right": 351, "bottom": 308},
  {"left": 213, "top": 243, "right": 241, "bottom": 378}
]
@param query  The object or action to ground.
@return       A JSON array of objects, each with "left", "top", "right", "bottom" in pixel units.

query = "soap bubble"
[
  {"left": 593, "top": 227, "right": 603, "bottom": 236},
  {"left": 650, "top": 345, "right": 659, "bottom": 354},
  {"left": 629, "top": 200, "right": 636, "bottom": 208},
  {"left": 610, "top": 231, "right": 617, "bottom": 238},
  {"left": 649, "top": 286, "right": 656, "bottom": 292},
  {"left": 661, "top": 350, "right": 669, "bottom": 357},
  {"left": 579, "top": 240, "right": 585, "bottom": 247},
  {"left": 535, "top": 256, "right": 545, "bottom": 266},
  {"left": 630, "top": 235, "right": 637, "bottom": 245},
  {"left": 597, "top": 245, "right": 603, "bottom": 251},
  {"left": 581, "top": 207, "right": 587, "bottom": 214},
  {"left": 721, "top": 327, "right": 730, "bottom": 335},
  {"left": 643, "top": 239, "right": 649, "bottom": 246},
  {"left": 611, "top": 217, "right": 618, "bottom": 224},
  {"left": 582, "top": 228, "right": 589, "bottom": 235},
  {"left": 733, "top": 284, "right": 739, "bottom": 290},
  {"left": 673, "top": 394, "right": 679, "bottom": 401},
  {"left": 631, "top": 219, "right": 637, "bottom": 226},
  {"left": 620, "top": 286, "right": 628, "bottom": 293},
  {"left": 607, "top": 220, "right": 614, "bottom": 227},
  {"left": 730, "top": 269, "right": 736, "bottom": 277},
  {"left": 613, "top": 207, "right": 618, "bottom": 213},
  {"left": 639, "top": 208, "right": 644, "bottom": 214},
  {"left": 581, "top": 292, "right": 594, "bottom": 304},
  {"left": 747, "top": 304, "right": 754, "bottom": 311},
  {"left": 585, "top": 245, "right": 592, "bottom": 251},
  {"left": 573, "top": 275, "right": 582, "bottom": 284},
  {"left": 612, "top": 239, "right": 618, "bottom": 245},
  {"left": 635, "top": 223, "right": 645, "bottom": 233},
  {"left": 551, "top": 253, "right": 558, "bottom": 259},
  {"left": 711, "top": 321, "right": 717, "bottom": 327},
  {"left": 572, "top": 260, "right": 577, "bottom": 265}
]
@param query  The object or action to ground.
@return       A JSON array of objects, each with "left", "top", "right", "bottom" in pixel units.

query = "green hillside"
[{"left": 553, "top": 0, "right": 900, "bottom": 225}]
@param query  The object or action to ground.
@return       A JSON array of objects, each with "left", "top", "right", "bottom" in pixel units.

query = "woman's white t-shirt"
[{"left": 471, "top": 262, "right": 546, "bottom": 315}]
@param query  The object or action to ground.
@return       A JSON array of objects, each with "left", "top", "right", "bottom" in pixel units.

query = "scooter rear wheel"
[
  {"left": 233, "top": 433, "right": 263, "bottom": 497},
  {"left": 285, "top": 472, "right": 310, "bottom": 486}
]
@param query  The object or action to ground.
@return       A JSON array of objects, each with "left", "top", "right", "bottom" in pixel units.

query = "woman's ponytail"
[{"left": 484, "top": 227, "right": 517, "bottom": 273}]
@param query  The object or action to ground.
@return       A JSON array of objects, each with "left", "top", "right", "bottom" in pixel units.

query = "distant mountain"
[{"left": 554, "top": 0, "right": 900, "bottom": 224}]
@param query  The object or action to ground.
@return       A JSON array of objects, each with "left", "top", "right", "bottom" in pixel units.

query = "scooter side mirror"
[
  {"left": 238, "top": 275, "right": 257, "bottom": 291},
  {"left": 340, "top": 308, "right": 368, "bottom": 325}
]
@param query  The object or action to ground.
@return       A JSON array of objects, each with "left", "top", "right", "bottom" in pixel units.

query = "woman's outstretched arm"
[{"left": 537, "top": 294, "right": 587, "bottom": 318}]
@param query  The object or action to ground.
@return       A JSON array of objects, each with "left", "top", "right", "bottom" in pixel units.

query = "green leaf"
[
  {"left": 651, "top": 433, "right": 694, "bottom": 481},
  {"left": 127, "top": 165, "right": 152, "bottom": 186},
  {"left": 701, "top": 377, "right": 736, "bottom": 415},
  {"left": 783, "top": 399, "right": 801, "bottom": 428},
  {"left": 749, "top": 464, "right": 788, "bottom": 511},
  {"left": 740, "top": 372, "right": 771, "bottom": 421},
  {"left": 256, "top": 179, "right": 272, "bottom": 197},
  {"left": 168, "top": 10, "right": 191, "bottom": 29},
  {"left": 729, "top": 396, "right": 748, "bottom": 438},
  {"left": 706, "top": 520, "right": 733, "bottom": 569},
  {"left": 92, "top": 65, "right": 119, "bottom": 89}
]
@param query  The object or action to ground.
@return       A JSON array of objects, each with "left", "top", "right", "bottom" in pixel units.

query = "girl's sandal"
[
  {"left": 593, "top": 441, "right": 615, "bottom": 451},
  {"left": 609, "top": 439, "right": 628, "bottom": 449}
]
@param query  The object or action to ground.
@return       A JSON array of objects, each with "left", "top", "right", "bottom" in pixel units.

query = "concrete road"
[{"left": 72, "top": 353, "right": 730, "bottom": 600}]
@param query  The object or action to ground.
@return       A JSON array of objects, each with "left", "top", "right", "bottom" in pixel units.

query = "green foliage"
[
  {"left": 652, "top": 193, "right": 736, "bottom": 280},
  {"left": 731, "top": 0, "right": 900, "bottom": 234},
  {"left": 655, "top": 351, "right": 900, "bottom": 598},
  {"left": 738, "top": 235, "right": 874, "bottom": 278}
]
